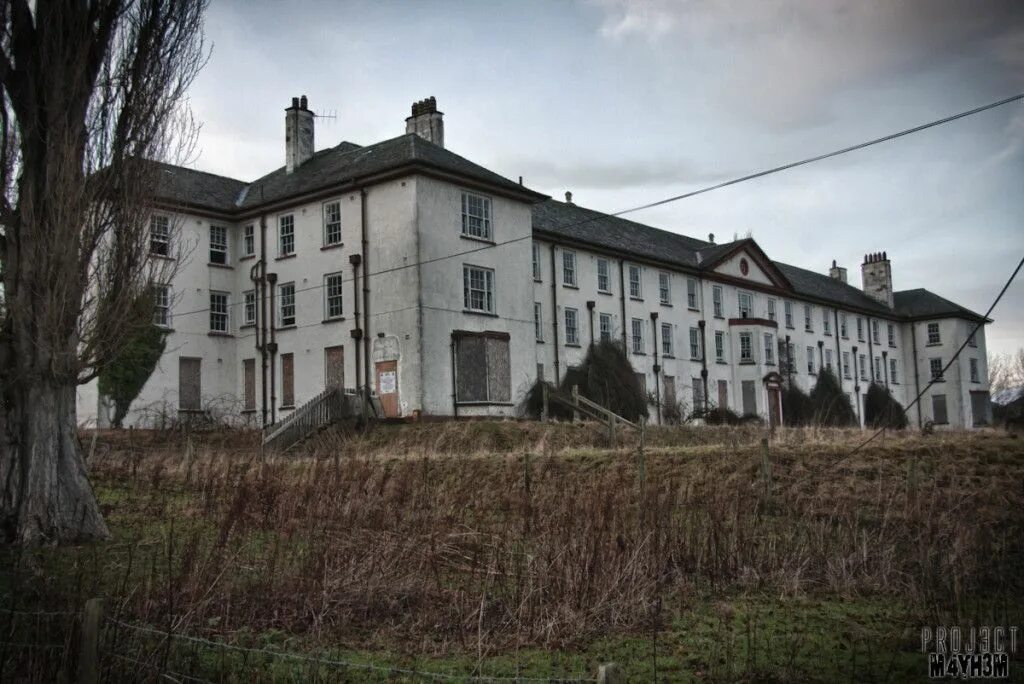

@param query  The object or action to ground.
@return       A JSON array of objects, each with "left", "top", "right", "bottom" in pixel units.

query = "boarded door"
[
  {"left": 931, "top": 394, "right": 948, "bottom": 425},
  {"left": 281, "top": 353, "right": 294, "bottom": 408},
  {"left": 376, "top": 360, "right": 399, "bottom": 418},
  {"left": 970, "top": 391, "right": 991, "bottom": 426},
  {"left": 741, "top": 380, "right": 756, "bottom": 416},
  {"left": 179, "top": 357, "right": 201, "bottom": 410},
  {"left": 663, "top": 376, "right": 676, "bottom": 405},
  {"left": 767, "top": 387, "right": 781, "bottom": 428},
  {"left": 243, "top": 359, "right": 255, "bottom": 411},
  {"left": 325, "top": 346, "right": 345, "bottom": 389},
  {"left": 717, "top": 380, "right": 728, "bottom": 410}
]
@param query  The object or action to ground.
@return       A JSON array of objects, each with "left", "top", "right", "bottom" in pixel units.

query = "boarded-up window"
[
  {"left": 243, "top": 359, "right": 255, "bottom": 411},
  {"left": 932, "top": 394, "right": 948, "bottom": 425},
  {"left": 325, "top": 346, "right": 344, "bottom": 389},
  {"left": 179, "top": 357, "right": 201, "bottom": 411},
  {"left": 741, "top": 380, "right": 757, "bottom": 416},
  {"left": 971, "top": 391, "right": 991, "bottom": 426},
  {"left": 281, "top": 353, "right": 295, "bottom": 407},
  {"left": 717, "top": 380, "right": 728, "bottom": 410},
  {"left": 454, "top": 332, "right": 510, "bottom": 403},
  {"left": 691, "top": 377, "right": 704, "bottom": 412},
  {"left": 663, "top": 376, "right": 676, "bottom": 405},
  {"left": 635, "top": 372, "right": 646, "bottom": 394}
]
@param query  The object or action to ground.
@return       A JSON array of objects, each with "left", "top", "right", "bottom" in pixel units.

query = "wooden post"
[
  {"left": 760, "top": 438, "right": 771, "bottom": 497},
  {"left": 77, "top": 598, "right": 104, "bottom": 684},
  {"left": 184, "top": 436, "right": 194, "bottom": 483},
  {"left": 597, "top": 662, "right": 625, "bottom": 684},
  {"left": 542, "top": 382, "right": 549, "bottom": 422},
  {"left": 572, "top": 384, "right": 580, "bottom": 423},
  {"left": 87, "top": 429, "right": 98, "bottom": 464},
  {"left": 637, "top": 419, "right": 646, "bottom": 492}
]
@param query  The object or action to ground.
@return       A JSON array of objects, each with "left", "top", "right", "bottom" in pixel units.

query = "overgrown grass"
[{"left": 2, "top": 422, "right": 1023, "bottom": 681}]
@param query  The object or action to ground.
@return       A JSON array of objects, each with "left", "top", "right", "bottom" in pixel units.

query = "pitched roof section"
[
  {"left": 894, "top": 288, "right": 988, "bottom": 322},
  {"left": 149, "top": 161, "right": 249, "bottom": 214},
  {"left": 774, "top": 262, "right": 893, "bottom": 314},
  {"left": 236, "top": 134, "right": 542, "bottom": 211},
  {"left": 532, "top": 199, "right": 711, "bottom": 268}
]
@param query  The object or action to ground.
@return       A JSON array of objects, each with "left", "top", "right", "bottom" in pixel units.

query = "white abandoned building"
[{"left": 77, "top": 96, "right": 993, "bottom": 430}]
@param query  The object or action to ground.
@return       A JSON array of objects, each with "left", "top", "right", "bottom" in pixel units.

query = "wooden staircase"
[{"left": 262, "top": 387, "right": 379, "bottom": 452}]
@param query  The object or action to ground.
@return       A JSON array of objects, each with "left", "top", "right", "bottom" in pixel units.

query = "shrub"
[
  {"left": 864, "top": 382, "right": 908, "bottom": 429},
  {"left": 781, "top": 384, "right": 813, "bottom": 426},
  {"left": 809, "top": 368, "right": 857, "bottom": 426},
  {"left": 98, "top": 297, "right": 168, "bottom": 428},
  {"left": 703, "top": 406, "right": 743, "bottom": 425}
]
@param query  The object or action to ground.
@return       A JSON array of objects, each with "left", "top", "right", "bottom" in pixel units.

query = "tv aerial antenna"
[{"left": 315, "top": 108, "right": 338, "bottom": 125}]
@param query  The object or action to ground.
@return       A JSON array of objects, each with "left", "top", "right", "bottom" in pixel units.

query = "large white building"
[{"left": 77, "top": 96, "right": 993, "bottom": 430}]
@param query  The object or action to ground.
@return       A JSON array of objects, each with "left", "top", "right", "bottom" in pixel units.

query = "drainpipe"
[
  {"left": 619, "top": 259, "right": 627, "bottom": 350},
  {"left": 450, "top": 338, "right": 459, "bottom": 418},
  {"left": 268, "top": 272, "right": 278, "bottom": 426},
  {"left": 361, "top": 189, "right": 371, "bottom": 395},
  {"left": 698, "top": 319, "right": 708, "bottom": 411},
  {"left": 882, "top": 350, "right": 890, "bottom": 388},
  {"left": 833, "top": 309, "right": 842, "bottom": 385},
  {"left": 867, "top": 318, "right": 875, "bottom": 383},
  {"left": 549, "top": 244, "right": 560, "bottom": 384},
  {"left": 817, "top": 340, "right": 824, "bottom": 376},
  {"left": 911, "top": 324, "right": 923, "bottom": 427},
  {"left": 349, "top": 253, "right": 362, "bottom": 395},
  {"left": 650, "top": 312, "right": 661, "bottom": 425},
  {"left": 255, "top": 214, "right": 268, "bottom": 428},
  {"left": 413, "top": 191, "right": 426, "bottom": 417},
  {"left": 852, "top": 345, "right": 861, "bottom": 426},
  {"left": 586, "top": 300, "right": 595, "bottom": 347}
]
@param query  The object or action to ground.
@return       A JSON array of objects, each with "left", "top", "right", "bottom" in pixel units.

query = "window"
[
  {"left": 323, "top": 200, "right": 342, "bottom": 246},
  {"left": 324, "top": 272, "right": 344, "bottom": 319},
  {"left": 635, "top": 372, "right": 647, "bottom": 393},
  {"left": 715, "top": 331, "right": 726, "bottom": 362},
  {"left": 454, "top": 332, "right": 511, "bottom": 403},
  {"left": 599, "top": 313, "right": 612, "bottom": 342},
  {"left": 689, "top": 327, "right": 701, "bottom": 359},
  {"left": 463, "top": 265, "right": 495, "bottom": 314},
  {"left": 279, "top": 283, "right": 295, "bottom": 326},
  {"left": 825, "top": 349, "right": 833, "bottom": 372},
  {"left": 659, "top": 272, "right": 672, "bottom": 305},
  {"left": 206, "top": 226, "right": 227, "bottom": 265},
  {"left": 243, "top": 289, "right": 256, "bottom": 325},
  {"left": 534, "top": 303, "right": 543, "bottom": 342},
  {"left": 597, "top": 258, "right": 610, "bottom": 293},
  {"left": 532, "top": 242, "right": 542, "bottom": 281},
  {"left": 927, "top": 322, "right": 940, "bottom": 345},
  {"left": 767, "top": 299, "right": 776, "bottom": 322},
  {"left": 822, "top": 309, "right": 831, "bottom": 335},
  {"left": 278, "top": 214, "right": 295, "bottom": 256},
  {"left": 784, "top": 301, "right": 793, "bottom": 328},
  {"left": 662, "top": 323, "right": 674, "bottom": 356},
  {"left": 930, "top": 358, "right": 943, "bottom": 381},
  {"left": 688, "top": 278, "right": 699, "bottom": 309},
  {"left": 764, "top": 333, "right": 774, "bottom": 365},
  {"left": 738, "top": 292, "right": 752, "bottom": 318},
  {"left": 242, "top": 224, "right": 255, "bottom": 257},
  {"left": 967, "top": 332, "right": 977, "bottom": 348},
  {"left": 628, "top": 265, "right": 642, "bottom": 298},
  {"left": 804, "top": 304, "right": 813, "bottom": 332},
  {"left": 210, "top": 291, "right": 229, "bottom": 332},
  {"left": 178, "top": 357, "right": 201, "bottom": 410},
  {"left": 779, "top": 340, "right": 794, "bottom": 374},
  {"left": 461, "top": 192, "right": 492, "bottom": 240},
  {"left": 842, "top": 352, "right": 851, "bottom": 378},
  {"left": 739, "top": 332, "right": 753, "bottom": 362},
  {"left": 887, "top": 324, "right": 895, "bottom": 348},
  {"left": 856, "top": 317, "right": 864, "bottom": 341},
  {"left": 931, "top": 394, "right": 948, "bottom": 425},
  {"left": 859, "top": 354, "right": 867, "bottom": 381},
  {"left": 890, "top": 358, "right": 899, "bottom": 384},
  {"left": 150, "top": 215, "right": 170, "bottom": 256},
  {"left": 713, "top": 286, "right": 723, "bottom": 318},
  {"left": 970, "top": 358, "right": 979, "bottom": 383},
  {"left": 153, "top": 285, "right": 170, "bottom": 327},
  {"left": 872, "top": 320, "right": 880, "bottom": 345},
  {"left": 840, "top": 314, "right": 848, "bottom": 339},
  {"left": 874, "top": 357, "right": 882, "bottom": 381},
  {"left": 564, "top": 308, "right": 579, "bottom": 345},
  {"left": 807, "top": 346, "right": 815, "bottom": 374},
  {"left": 562, "top": 250, "right": 577, "bottom": 287},
  {"left": 631, "top": 318, "right": 644, "bottom": 354}
]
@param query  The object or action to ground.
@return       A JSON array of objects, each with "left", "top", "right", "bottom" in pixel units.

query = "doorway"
[{"left": 375, "top": 360, "right": 399, "bottom": 417}]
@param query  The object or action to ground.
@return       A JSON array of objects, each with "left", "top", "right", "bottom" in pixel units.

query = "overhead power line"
[{"left": 165, "top": 92, "right": 1024, "bottom": 321}]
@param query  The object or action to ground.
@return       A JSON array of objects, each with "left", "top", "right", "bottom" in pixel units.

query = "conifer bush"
[
  {"left": 864, "top": 382, "right": 909, "bottom": 429},
  {"left": 781, "top": 384, "right": 813, "bottom": 426},
  {"left": 98, "top": 298, "right": 168, "bottom": 427},
  {"left": 809, "top": 368, "right": 858, "bottom": 426}
]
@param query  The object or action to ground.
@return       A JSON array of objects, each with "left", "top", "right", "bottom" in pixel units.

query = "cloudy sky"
[{"left": 186, "top": 0, "right": 1024, "bottom": 355}]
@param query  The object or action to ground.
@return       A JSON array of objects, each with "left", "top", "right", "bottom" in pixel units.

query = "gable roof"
[
  {"left": 696, "top": 238, "right": 792, "bottom": 290},
  {"left": 894, "top": 288, "right": 989, "bottom": 322},
  {"left": 148, "top": 161, "right": 249, "bottom": 214},
  {"left": 773, "top": 262, "right": 893, "bottom": 314}
]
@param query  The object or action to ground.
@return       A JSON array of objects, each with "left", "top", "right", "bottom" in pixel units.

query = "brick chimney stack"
[
  {"left": 861, "top": 252, "right": 894, "bottom": 308},
  {"left": 285, "top": 95, "right": 315, "bottom": 174},
  {"left": 828, "top": 259, "right": 848, "bottom": 283},
  {"left": 405, "top": 96, "right": 444, "bottom": 148}
]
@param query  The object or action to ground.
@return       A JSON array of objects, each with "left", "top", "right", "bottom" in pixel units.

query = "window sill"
[
  {"left": 716, "top": 360, "right": 728, "bottom": 365},
  {"left": 632, "top": 351, "right": 646, "bottom": 356},
  {"left": 662, "top": 354, "right": 675, "bottom": 360},
  {"left": 280, "top": 404, "right": 295, "bottom": 410},
  {"left": 765, "top": 362, "right": 776, "bottom": 367},
  {"left": 239, "top": 255, "right": 256, "bottom": 262},
  {"left": 322, "top": 317, "right": 347, "bottom": 324},
  {"left": 150, "top": 253, "right": 175, "bottom": 261},
  {"left": 687, "top": 307, "right": 700, "bottom": 313},
  {"left": 535, "top": 340, "right": 544, "bottom": 344},
  {"left": 321, "top": 242, "right": 345, "bottom": 251},
  {"left": 598, "top": 290, "right": 613, "bottom": 296},
  {"left": 931, "top": 378, "right": 945, "bottom": 383},
  {"left": 278, "top": 324, "right": 297, "bottom": 330},
  {"left": 208, "top": 262, "right": 233, "bottom": 270},
  {"left": 660, "top": 302, "right": 673, "bottom": 308},
  {"left": 241, "top": 409, "right": 257, "bottom": 414},
  {"left": 630, "top": 297, "right": 644, "bottom": 302},
  {"left": 562, "top": 283, "right": 579, "bottom": 290},
  {"left": 276, "top": 254, "right": 297, "bottom": 261},
  {"left": 534, "top": 278, "right": 543, "bottom": 284},
  {"left": 462, "top": 309, "right": 499, "bottom": 318},
  {"left": 715, "top": 315, "right": 726, "bottom": 320},
  {"left": 888, "top": 345, "right": 897, "bottom": 349},
  {"left": 739, "top": 360, "right": 755, "bottom": 365},
  {"left": 925, "top": 343, "right": 941, "bottom": 347},
  {"left": 208, "top": 331, "right": 234, "bottom": 338},
  {"left": 690, "top": 357, "right": 703, "bottom": 363},
  {"left": 460, "top": 234, "right": 495, "bottom": 246},
  {"left": 240, "top": 324, "right": 255, "bottom": 330},
  {"left": 841, "top": 335, "right": 849, "bottom": 340},
  {"left": 565, "top": 343, "right": 582, "bottom": 348},
  {"left": 456, "top": 401, "right": 516, "bottom": 407}
]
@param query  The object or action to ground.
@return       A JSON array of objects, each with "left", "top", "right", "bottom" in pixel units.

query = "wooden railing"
[
  {"left": 262, "top": 387, "right": 367, "bottom": 452},
  {"left": 542, "top": 384, "right": 642, "bottom": 443}
]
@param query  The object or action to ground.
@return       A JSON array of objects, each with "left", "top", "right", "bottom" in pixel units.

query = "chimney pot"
[
  {"left": 291, "top": 96, "right": 299, "bottom": 109},
  {"left": 405, "top": 96, "right": 445, "bottom": 147},
  {"left": 300, "top": 95, "right": 308, "bottom": 110},
  {"left": 565, "top": 191, "right": 573, "bottom": 204},
  {"left": 708, "top": 233, "right": 715, "bottom": 244}
]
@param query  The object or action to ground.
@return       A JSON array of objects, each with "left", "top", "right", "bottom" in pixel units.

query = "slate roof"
[
  {"left": 148, "top": 161, "right": 249, "bottom": 213},
  {"left": 894, "top": 288, "right": 987, "bottom": 322},
  {"left": 774, "top": 262, "right": 893, "bottom": 315}
]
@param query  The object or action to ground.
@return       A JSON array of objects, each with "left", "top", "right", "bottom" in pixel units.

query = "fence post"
[
  {"left": 597, "top": 662, "right": 625, "bottom": 683},
  {"left": 541, "top": 383, "right": 549, "bottom": 422},
  {"left": 760, "top": 438, "right": 771, "bottom": 498},
  {"left": 637, "top": 419, "right": 646, "bottom": 493},
  {"left": 77, "top": 597, "right": 104, "bottom": 684},
  {"left": 571, "top": 384, "right": 580, "bottom": 423},
  {"left": 184, "top": 436, "right": 194, "bottom": 484}
]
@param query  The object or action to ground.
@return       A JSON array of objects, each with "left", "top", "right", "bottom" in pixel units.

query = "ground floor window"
[
  {"left": 931, "top": 394, "right": 948, "bottom": 425},
  {"left": 454, "top": 331, "right": 510, "bottom": 403},
  {"left": 178, "top": 357, "right": 201, "bottom": 411}
]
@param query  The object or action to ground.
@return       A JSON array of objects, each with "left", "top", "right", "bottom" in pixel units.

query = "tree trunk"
[{"left": 0, "top": 381, "right": 109, "bottom": 544}]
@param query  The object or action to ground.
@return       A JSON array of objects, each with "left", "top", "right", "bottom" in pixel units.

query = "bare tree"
[
  {"left": 0, "top": 0, "right": 208, "bottom": 543},
  {"left": 989, "top": 348, "right": 1024, "bottom": 396}
]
